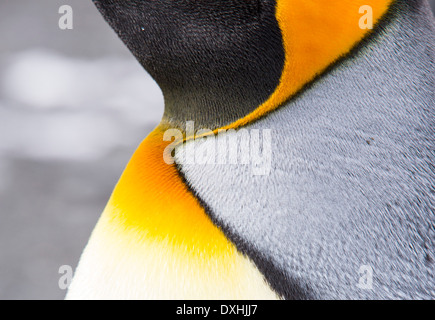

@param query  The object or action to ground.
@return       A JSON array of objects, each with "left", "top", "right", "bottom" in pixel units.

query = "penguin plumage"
[{"left": 67, "top": 0, "right": 435, "bottom": 299}]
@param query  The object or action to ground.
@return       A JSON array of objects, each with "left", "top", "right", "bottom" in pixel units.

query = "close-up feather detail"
[{"left": 64, "top": 0, "right": 435, "bottom": 300}]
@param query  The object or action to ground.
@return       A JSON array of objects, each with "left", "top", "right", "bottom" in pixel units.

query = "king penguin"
[{"left": 67, "top": 0, "right": 435, "bottom": 299}]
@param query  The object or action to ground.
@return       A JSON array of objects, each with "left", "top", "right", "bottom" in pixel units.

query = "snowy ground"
[{"left": 0, "top": 0, "right": 434, "bottom": 300}]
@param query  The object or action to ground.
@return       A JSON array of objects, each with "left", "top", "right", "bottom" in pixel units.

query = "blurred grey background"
[
  {"left": 0, "top": 0, "right": 163, "bottom": 300},
  {"left": 0, "top": 0, "right": 434, "bottom": 300}
]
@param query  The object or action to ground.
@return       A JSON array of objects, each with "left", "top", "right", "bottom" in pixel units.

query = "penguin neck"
[
  {"left": 157, "top": 0, "right": 433, "bottom": 133},
  {"left": 276, "top": 0, "right": 434, "bottom": 129},
  {"left": 159, "top": 81, "right": 276, "bottom": 132},
  {"left": 155, "top": 52, "right": 284, "bottom": 132},
  {"left": 260, "top": 0, "right": 434, "bottom": 129}
]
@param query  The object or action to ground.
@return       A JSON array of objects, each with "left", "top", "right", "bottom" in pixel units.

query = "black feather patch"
[{"left": 93, "top": 0, "right": 285, "bottom": 130}]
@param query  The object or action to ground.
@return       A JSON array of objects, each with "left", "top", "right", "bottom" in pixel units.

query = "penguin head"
[{"left": 93, "top": 0, "right": 393, "bottom": 130}]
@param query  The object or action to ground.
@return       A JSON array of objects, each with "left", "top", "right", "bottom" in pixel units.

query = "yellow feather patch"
[{"left": 67, "top": 126, "right": 279, "bottom": 299}]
